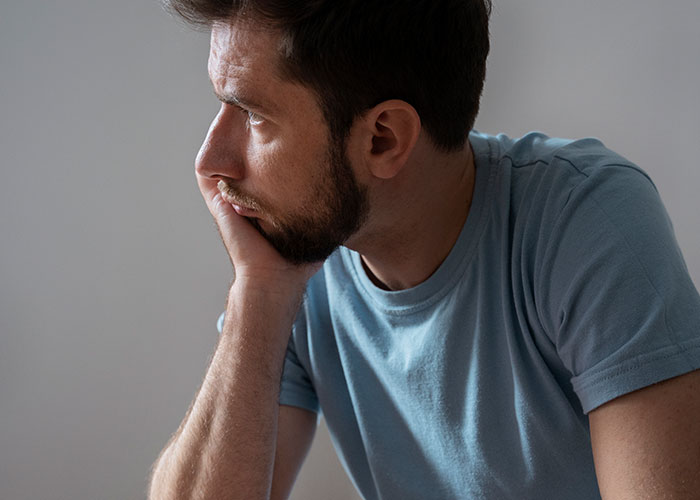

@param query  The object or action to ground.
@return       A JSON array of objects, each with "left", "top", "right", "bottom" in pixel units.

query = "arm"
[
  {"left": 270, "top": 406, "right": 318, "bottom": 500},
  {"left": 148, "top": 284, "right": 317, "bottom": 500},
  {"left": 149, "top": 171, "right": 322, "bottom": 499},
  {"left": 590, "top": 369, "right": 700, "bottom": 500}
]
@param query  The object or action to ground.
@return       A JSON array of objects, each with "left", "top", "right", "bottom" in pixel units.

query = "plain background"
[{"left": 1, "top": 1, "right": 699, "bottom": 499}]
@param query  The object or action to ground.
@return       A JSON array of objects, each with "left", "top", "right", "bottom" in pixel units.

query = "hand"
[{"left": 196, "top": 174, "right": 322, "bottom": 293}]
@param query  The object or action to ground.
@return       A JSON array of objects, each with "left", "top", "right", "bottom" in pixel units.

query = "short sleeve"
[
  {"left": 539, "top": 164, "right": 700, "bottom": 413},
  {"left": 279, "top": 330, "right": 320, "bottom": 414},
  {"left": 215, "top": 310, "right": 319, "bottom": 413},
  {"left": 216, "top": 311, "right": 226, "bottom": 334}
]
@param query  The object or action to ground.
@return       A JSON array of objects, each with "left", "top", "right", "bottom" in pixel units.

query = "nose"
[{"left": 195, "top": 104, "right": 245, "bottom": 181}]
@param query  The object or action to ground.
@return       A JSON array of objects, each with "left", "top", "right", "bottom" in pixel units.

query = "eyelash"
[{"left": 245, "top": 110, "right": 264, "bottom": 126}]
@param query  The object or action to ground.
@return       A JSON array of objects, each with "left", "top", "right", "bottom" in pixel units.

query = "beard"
[{"left": 223, "top": 135, "right": 369, "bottom": 265}]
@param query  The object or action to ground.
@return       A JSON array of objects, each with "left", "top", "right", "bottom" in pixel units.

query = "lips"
[{"left": 220, "top": 192, "right": 258, "bottom": 217}]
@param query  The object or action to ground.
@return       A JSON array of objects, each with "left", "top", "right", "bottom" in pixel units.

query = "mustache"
[{"left": 217, "top": 180, "right": 264, "bottom": 212}]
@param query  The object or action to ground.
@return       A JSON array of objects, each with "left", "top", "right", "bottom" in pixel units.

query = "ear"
[{"left": 357, "top": 100, "right": 421, "bottom": 180}]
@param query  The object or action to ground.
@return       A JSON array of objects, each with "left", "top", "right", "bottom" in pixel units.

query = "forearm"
[{"left": 149, "top": 285, "right": 303, "bottom": 500}]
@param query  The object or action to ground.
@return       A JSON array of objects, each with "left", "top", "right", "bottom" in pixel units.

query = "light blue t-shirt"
[{"left": 218, "top": 132, "right": 700, "bottom": 499}]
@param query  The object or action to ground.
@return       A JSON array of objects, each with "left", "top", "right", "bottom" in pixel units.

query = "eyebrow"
[{"left": 212, "top": 87, "right": 273, "bottom": 115}]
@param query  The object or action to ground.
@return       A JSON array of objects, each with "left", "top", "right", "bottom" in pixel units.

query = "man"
[{"left": 149, "top": 1, "right": 700, "bottom": 498}]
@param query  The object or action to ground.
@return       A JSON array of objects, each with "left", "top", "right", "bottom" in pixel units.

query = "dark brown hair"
[{"left": 165, "top": 0, "right": 491, "bottom": 151}]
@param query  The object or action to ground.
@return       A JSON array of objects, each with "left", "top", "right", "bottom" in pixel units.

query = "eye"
[{"left": 246, "top": 110, "right": 264, "bottom": 126}]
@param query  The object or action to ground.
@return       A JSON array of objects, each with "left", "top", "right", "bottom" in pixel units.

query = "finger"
[
  {"left": 210, "top": 191, "right": 259, "bottom": 253},
  {"left": 196, "top": 176, "right": 224, "bottom": 217}
]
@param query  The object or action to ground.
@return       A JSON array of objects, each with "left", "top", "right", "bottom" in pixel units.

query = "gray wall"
[{"left": 1, "top": 1, "right": 698, "bottom": 499}]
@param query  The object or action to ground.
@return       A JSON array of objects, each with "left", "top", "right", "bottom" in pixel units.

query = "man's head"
[
  {"left": 167, "top": 0, "right": 492, "bottom": 152},
  {"left": 180, "top": 1, "right": 492, "bottom": 264}
]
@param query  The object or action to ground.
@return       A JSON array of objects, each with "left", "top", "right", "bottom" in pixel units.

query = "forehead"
[
  {"left": 208, "top": 20, "right": 283, "bottom": 85},
  {"left": 207, "top": 20, "right": 326, "bottom": 128}
]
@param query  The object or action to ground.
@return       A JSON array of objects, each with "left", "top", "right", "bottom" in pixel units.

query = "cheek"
[
  {"left": 252, "top": 141, "right": 306, "bottom": 185},
  {"left": 245, "top": 127, "right": 328, "bottom": 202},
  {"left": 244, "top": 139, "right": 282, "bottom": 179},
  {"left": 243, "top": 143, "right": 303, "bottom": 212}
]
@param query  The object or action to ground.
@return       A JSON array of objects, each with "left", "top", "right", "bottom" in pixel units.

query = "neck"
[{"left": 349, "top": 139, "right": 476, "bottom": 291}]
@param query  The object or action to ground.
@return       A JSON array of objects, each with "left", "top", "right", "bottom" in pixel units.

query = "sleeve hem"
[
  {"left": 573, "top": 337, "right": 700, "bottom": 414},
  {"left": 279, "top": 387, "right": 320, "bottom": 414}
]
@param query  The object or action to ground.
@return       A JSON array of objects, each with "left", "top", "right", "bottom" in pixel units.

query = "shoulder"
[
  {"left": 492, "top": 131, "right": 652, "bottom": 190},
  {"left": 477, "top": 131, "right": 661, "bottom": 241},
  {"left": 476, "top": 130, "right": 649, "bottom": 183},
  {"left": 488, "top": 130, "right": 635, "bottom": 169},
  {"left": 474, "top": 131, "right": 663, "bottom": 271}
]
